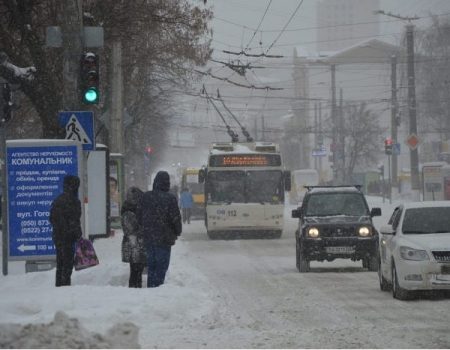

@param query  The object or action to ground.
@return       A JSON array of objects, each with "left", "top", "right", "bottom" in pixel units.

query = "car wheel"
[
  {"left": 378, "top": 258, "right": 391, "bottom": 291},
  {"left": 271, "top": 230, "right": 282, "bottom": 239},
  {"left": 295, "top": 235, "right": 301, "bottom": 270},
  {"left": 296, "top": 237, "right": 310, "bottom": 272},
  {"left": 392, "top": 262, "right": 411, "bottom": 300},
  {"left": 367, "top": 254, "right": 378, "bottom": 272},
  {"left": 207, "top": 230, "right": 218, "bottom": 240}
]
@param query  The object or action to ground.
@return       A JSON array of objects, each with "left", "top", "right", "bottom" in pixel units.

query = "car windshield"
[
  {"left": 304, "top": 192, "right": 369, "bottom": 216},
  {"left": 402, "top": 207, "right": 450, "bottom": 234}
]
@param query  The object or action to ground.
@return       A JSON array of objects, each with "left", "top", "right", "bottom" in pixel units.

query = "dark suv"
[{"left": 291, "top": 186, "right": 381, "bottom": 272}]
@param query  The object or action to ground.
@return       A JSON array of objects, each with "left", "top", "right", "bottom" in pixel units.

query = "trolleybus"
[{"left": 199, "top": 142, "right": 291, "bottom": 239}]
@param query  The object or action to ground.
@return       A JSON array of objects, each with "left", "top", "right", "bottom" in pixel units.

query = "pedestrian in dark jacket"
[
  {"left": 141, "top": 171, "right": 182, "bottom": 287},
  {"left": 49, "top": 175, "right": 83, "bottom": 287},
  {"left": 121, "top": 186, "right": 146, "bottom": 288}
]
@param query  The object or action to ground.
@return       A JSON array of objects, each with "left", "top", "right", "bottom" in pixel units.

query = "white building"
[{"left": 317, "top": 0, "right": 380, "bottom": 52}]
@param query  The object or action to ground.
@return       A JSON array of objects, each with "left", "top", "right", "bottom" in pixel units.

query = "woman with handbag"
[{"left": 121, "top": 186, "right": 146, "bottom": 288}]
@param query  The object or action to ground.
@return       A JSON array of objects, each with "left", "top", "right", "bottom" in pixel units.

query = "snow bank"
[{"left": 0, "top": 311, "right": 140, "bottom": 348}]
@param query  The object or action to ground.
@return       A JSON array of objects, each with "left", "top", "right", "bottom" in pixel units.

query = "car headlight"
[
  {"left": 399, "top": 246, "right": 429, "bottom": 261},
  {"left": 307, "top": 227, "right": 319, "bottom": 238},
  {"left": 358, "top": 226, "right": 371, "bottom": 237}
]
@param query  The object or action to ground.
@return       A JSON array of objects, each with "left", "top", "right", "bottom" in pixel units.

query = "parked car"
[
  {"left": 291, "top": 186, "right": 381, "bottom": 272},
  {"left": 378, "top": 201, "right": 450, "bottom": 300}
]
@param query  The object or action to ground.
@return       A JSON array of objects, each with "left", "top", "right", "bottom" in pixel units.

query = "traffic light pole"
[
  {"left": 388, "top": 154, "right": 392, "bottom": 204},
  {"left": 391, "top": 55, "right": 398, "bottom": 188}
]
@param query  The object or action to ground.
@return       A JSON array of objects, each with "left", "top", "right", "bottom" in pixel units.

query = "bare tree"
[
  {"left": 416, "top": 16, "right": 450, "bottom": 141},
  {"left": 0, "top": 0, "right": 212, "bottom": 141},
  {"left": 342, "top": 102, "right": 386, "bottom": 181}
]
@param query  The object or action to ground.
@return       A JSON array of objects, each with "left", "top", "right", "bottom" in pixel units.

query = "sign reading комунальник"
[{"left": 6, "top": 140, "right": 83, "bottom": 261}]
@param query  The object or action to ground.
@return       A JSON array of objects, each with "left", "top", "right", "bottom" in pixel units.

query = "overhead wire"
[
  {"left": 264, "top": 0, "right": 305, "bottom": 55},
  {"left": 243, "top": 0, "right": 272, "bottom": 52}
]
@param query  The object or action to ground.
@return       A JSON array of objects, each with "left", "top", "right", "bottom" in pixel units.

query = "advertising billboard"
[{"left": 6, "top": 140, "right": 83, "bottom": 260}]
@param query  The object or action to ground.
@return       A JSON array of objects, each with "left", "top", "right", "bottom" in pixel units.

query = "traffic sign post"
[
  {"left": 58, "top": 111, "right": 95, "bottom": 151},
  {"left": 406, "top": 133, "right": 420, "bottom": 150}
]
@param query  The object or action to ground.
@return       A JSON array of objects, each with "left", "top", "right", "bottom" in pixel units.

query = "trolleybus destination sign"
[{"left": 209, "top": 154, "right": 282, "bottom": 167}]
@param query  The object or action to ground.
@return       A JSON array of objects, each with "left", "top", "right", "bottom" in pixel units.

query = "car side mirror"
[
  {"left": 370, "top": 207, "right": 382, "bottom": 217},
  {"left": 292, "top": 208, "right": 302, "bottom": 218},
  {"left": 198, "top": 168, "right": 206, "bottom": 184},
  {"left": 284, "top": 170, "right": 291, "bottom": 191},
  {"left": 380, "top": 224, "right": 395, "bottom": 235}
]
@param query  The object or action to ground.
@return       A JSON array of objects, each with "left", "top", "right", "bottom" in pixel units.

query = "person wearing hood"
[
  {"left": 121, "top": 186, "right": 146, "bottom": 288},
  {"left": 50, "top": 175, "right": 83, "bottom": 287},
  {"left": 140, "top": 171, "right": 182, "bottom": 287}
]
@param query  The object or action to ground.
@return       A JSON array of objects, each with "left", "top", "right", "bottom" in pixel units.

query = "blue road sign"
[
  {"left": 393, "top": 142, "right": 401, "bottom": 156},
  {"left": 58, "top": 111, "right": 95, "bottom": 151},
  {"left": 6, "top": 140, "right": 83, "bottom": 260},
  {"left": 312, "top": 146, "right": 327, "bottom": 157}
]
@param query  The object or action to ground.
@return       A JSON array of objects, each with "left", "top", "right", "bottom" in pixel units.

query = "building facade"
[{"left": 317, "top": 0, "right": 380, "bottom": 52}]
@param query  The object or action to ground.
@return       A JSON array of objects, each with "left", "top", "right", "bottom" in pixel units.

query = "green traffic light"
[{"left": 83, "top": 88, "right": 99, "bottom": 104}]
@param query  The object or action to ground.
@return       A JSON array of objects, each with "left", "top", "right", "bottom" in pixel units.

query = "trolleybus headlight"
[
  {"left": 307, "top": 227, "right": 319, "bottom": 238},
  {"left": 358, "top": 226, "right": 371, "bottom": 237}
]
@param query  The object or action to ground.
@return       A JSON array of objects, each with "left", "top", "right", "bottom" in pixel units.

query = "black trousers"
[
  {"left": 55, "top": 243, "right": 75, "bottom": 287},
  {"left": 129, "top": 262, "right": 145, "bottom": 288},
  {"left": 182, "top": 208, "right": 192, "bottom": 224}
]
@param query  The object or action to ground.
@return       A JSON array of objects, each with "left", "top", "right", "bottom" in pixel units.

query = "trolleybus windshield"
[{"left": 206, "top": 170, "right": 284, "bottom": 204}]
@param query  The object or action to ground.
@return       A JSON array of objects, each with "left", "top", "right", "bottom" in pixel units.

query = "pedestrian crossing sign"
[{"left": 58, "top": 111, "right": 95, "bottom": 151}]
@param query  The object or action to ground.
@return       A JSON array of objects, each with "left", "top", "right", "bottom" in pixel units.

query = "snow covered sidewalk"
[{"left": 0, "top": 230, "right": 217, "bottom": 348}]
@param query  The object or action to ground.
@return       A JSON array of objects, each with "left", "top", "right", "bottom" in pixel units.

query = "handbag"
[{"left": 74, "top": 237, "right": 99, "bottom": 271}]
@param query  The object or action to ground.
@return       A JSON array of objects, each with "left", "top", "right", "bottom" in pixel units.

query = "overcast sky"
[{"left": 206, "top": 0, "right": 450, "bottom": 59}]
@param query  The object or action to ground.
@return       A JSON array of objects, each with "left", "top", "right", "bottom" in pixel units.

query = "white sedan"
[{"left": 378, "top": 201, "right": 450, "bottom": 300}]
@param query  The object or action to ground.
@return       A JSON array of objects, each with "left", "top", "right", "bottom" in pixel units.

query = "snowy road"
[
  {"left": 1, "top": 196, "right": 450, "bottom": 348},
  {"left": 167, "top": 201, "right": 450, "bottom": 348}
]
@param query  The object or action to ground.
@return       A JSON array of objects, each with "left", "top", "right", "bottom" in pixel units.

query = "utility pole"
[
  {"left": 375, "top": 10, "right": 420, "bottom": 191},
  {"left": 337, "top": 87, "right": 345, "bottom": 184},
  {"left": 110, "top": 41, "right": 124, "bottom": 154},
  {"left": 314, "top": 103, "right": 318, "bottom": 170},
  {"left": 261, "top": 115, "right": 266, "bottom": 141},
  {"left": 406, "top": 23, "right": 420, "bottom": 190},
  {"left": 60, "top": 0, "right": 83, "bottom": 109},
  {"left": 318, "top": 102, "right": 323, "bottom": 180},
  {"left": 331, "top": 64, "right": 337, "bottom": 184},
  {"left": 391, "top": 55, "right": 398, "bottom": 188}
]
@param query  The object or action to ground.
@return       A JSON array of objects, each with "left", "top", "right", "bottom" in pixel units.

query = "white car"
[{"left": 378, "top": 201, "right": 450, "bottom": 300}]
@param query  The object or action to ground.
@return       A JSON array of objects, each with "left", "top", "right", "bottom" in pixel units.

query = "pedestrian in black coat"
[
  {"left": 140, "top": 171, "right": 182, "bottom": 287},
  {"left": 49, "top": 175, "right": 83, "bottom": 287},
  {"left": 121, "top": 186, "right": 146, "bottom": 288}
]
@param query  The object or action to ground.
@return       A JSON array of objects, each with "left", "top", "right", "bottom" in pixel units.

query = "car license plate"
[
  {"left": 326, "top": 246, "right": 355, "bottom": 254},
  {"left": 441, "top": 265, "right": 450, "bottom": 274}
]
